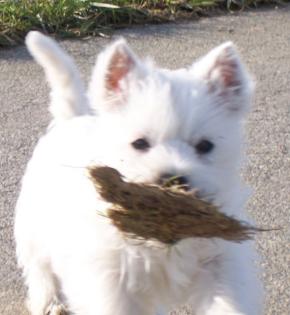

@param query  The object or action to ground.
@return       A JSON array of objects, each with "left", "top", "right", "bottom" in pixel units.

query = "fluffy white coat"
[{"left": 14, "top": 31, "right": 262, "bottom": 315}]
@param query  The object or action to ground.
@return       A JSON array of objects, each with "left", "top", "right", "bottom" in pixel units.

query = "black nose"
[{"left": 158, "top": 173, "right": 189, "bottom": 190}]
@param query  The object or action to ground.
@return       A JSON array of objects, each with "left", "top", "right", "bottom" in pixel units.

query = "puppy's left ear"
[
  {"left": 89, "top": 39, "right": 144, "bottom": 113},
  {"left": 191, "top": 42, "right": 253, "bottom": 114}
]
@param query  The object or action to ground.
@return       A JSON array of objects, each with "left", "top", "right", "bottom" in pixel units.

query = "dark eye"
[
  {"left": 195, "top": 139, "right": 214, "bottom": 154},
  {"left": 131, "top": 138, "right": 150, "bottom": 151}
]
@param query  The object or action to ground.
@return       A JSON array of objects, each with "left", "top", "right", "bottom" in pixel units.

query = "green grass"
[{"left": 0, "top": 0, "right": 284, "bottom": 47}]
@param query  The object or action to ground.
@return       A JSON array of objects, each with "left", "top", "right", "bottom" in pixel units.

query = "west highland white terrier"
[{"left": 15, "top": 31, "right": 262, "bottom": 315}]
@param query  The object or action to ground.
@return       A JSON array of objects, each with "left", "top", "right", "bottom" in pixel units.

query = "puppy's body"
[{"left": 15, "top": 32, "right": 262, "bottom": 315}]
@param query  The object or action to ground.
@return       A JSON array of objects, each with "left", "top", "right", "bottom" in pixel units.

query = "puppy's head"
[
  {"left": 25, "top": 32, "right": 253, "bottom": 208},
  {"left": 88, "top": 40, "right": 253, "bottom": 206}
]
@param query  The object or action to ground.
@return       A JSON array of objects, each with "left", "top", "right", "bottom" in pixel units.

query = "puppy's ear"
[
  {"left": 191, "top": 42, "right": 253, "bottom": 114},
  {"left": 89, "top": 39, "right": 143, "bottom": 112},
  {"left": 26, "top": 31, "right": 89, "bottom": 121}
]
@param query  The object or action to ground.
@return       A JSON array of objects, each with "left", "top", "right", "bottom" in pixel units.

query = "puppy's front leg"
[
  {"left": 193, "top": 242, "right": 262, "bottom": 315},
  {"left": 60, "top": 261, "right": 156, "bottom": 315},
  {"left": 193, "top": 284, "right": 259, "bottom": 315},
  {"left": 76, "top": 286, "right": 156, "bottom": 315},
  {"left": 198, "top": 296, "right": 246, "bottom": 315}
]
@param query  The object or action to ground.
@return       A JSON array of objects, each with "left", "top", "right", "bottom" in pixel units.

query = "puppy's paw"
[{"left": 46, "top": 302, "right": 68, "bottom": 315}]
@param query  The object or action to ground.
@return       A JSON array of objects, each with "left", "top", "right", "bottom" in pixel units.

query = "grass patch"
[{"left": 0, "top": 0, "right": 286, "bottom": 47}]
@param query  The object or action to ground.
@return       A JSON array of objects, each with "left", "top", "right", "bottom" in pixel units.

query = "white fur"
[
  {"left": 15, "top": 32, "right": 263, "bottom": 315},
  {"left": 25, "top": 31, "right": 90, "bottom": 121}
]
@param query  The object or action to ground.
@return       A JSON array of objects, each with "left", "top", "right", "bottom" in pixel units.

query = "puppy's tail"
[{"left": 25, "top": 31, "right": 90, "bottom": 121}]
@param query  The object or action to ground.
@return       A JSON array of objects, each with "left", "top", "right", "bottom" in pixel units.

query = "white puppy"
[{"left": 15, "top": 31, "right": 262, "bottom": 315}]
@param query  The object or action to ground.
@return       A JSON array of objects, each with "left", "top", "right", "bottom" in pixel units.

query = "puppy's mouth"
[
  {"left": 159, "top": 175, "right": 191, "bottom": 192},
  {"left": 158, "top": 175, "right": 218, "bottom": 203},
  {"left": 122, "top": 171, "right": 217, "bottom": 202}
]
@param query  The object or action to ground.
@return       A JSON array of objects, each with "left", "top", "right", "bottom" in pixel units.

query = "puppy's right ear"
[
  {"left": 26, "top": 31, "right": 89, "bottom": 121},
  {"left": 88, "top": 39, "right": 144, "bottom": 113}
]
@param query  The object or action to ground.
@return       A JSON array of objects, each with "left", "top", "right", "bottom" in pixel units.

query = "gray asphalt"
[{"left": 1, "top": 5, "right": 290, "bottom": 315}]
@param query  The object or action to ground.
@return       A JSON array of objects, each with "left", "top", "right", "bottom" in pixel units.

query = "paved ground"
[{"left": 1, "top": 5, "right": 289, "bottom": 315}]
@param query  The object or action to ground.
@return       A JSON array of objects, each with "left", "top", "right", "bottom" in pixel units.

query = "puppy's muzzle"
[{"left": 158, "top": 173, "right": 190, "bottom": 191}]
